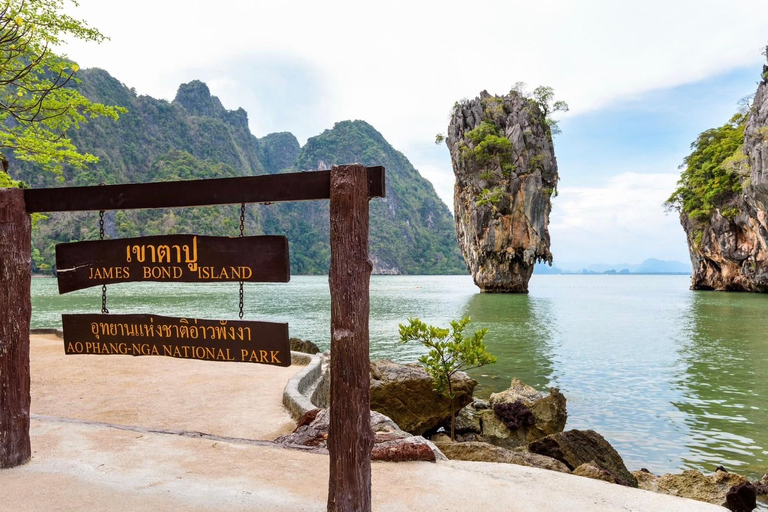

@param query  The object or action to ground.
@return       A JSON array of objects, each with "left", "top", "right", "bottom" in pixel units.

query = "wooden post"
[
  {"left": 0, "top": 188, "right": 31, "bottom": 468},
  {"left": 327, "top": 164, "right": 374, "bottom": 512}
]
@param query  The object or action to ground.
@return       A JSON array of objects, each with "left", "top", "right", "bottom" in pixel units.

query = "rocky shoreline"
[{"left": 280, "top": 343, "right": 767, "bottom": 512}]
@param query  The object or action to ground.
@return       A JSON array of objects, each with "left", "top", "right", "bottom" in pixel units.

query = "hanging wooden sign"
[
  {"left": 55, "top": 234, "right": 289, "bottom": 294},
  {"left": 62, "top": 313, "right": 291, "bottom": 367}
]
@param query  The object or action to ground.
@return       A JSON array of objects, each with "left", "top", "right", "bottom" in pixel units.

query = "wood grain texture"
[
  {"left": 0, "top": 188, "right": 31, "bottom": 468},
  {"left": 55, "top": 235, "right": 290, "bottom": 293},
  {"left": 327, "top": 165, "right": 374, "bottom": 512},
  {"left": 24, "top": 167, "right": 385, "bottom": 213}
]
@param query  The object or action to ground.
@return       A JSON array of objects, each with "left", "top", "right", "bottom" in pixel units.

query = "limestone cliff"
[
  {"left": 675, "top": 54, "right": 768, "bottom": 292},
  {"left": 447, "top": 91, "right": 558, "bottom": 292}
]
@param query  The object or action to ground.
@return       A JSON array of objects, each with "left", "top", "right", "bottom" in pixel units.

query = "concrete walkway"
[{"left": 0, "top": 334, "right": 721, "bottom": 511}]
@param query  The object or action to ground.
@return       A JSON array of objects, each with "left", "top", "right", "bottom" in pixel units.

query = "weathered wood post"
[
  {"left": 0, "top": 188, "right": 31, "bottom": 468},
  {"left": 327, "top": 164, "right": 375, "bottom": 512}
]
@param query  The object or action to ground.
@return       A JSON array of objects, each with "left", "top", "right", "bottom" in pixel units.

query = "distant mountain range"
[
  {"left": 535, "top": 258, "right": 692, "bottom": 275},
  {"left": 9, "top": 69, "right": 466, "bottom": 275}
]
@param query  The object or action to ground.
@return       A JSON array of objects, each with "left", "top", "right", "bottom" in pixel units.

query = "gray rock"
[
  {"left": 369, "top": 359, "right": 476, "bottom": 436},
  {"left": 655, "top": 469, "right": 753, "bottom": 509},
  {"left": 447, "top": 90, "right": 559, "bottom": 293},
  {"left": 528, "top": 429, "right": 637, "bottom": 487},
  {"left": 679, "top": 51, "right": 768, "bottom": 293},
  {"left": 433, "top": 440, "right": 569, "bottom": 473},
  {"left": 479, "top": 378, "right": 567, "bottom": 448},
  {"left": 289, "top": 337, "right": 320, "bottom": 354},
  {"left": 454, "top": 404, "right": 482, "bottom": 434},
  {"left": 574, "top": 461, "right": 618, "bottom": 484},
  {"left": 632, "top": 469, "right": 660, "bottom": 492},
  {"left": 477, "top": 408, "right": 527, "bottom": 449}
]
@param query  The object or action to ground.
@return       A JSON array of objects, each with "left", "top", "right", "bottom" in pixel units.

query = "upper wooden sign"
[{"left": 55, "top": 234, "right": 289, "bottom": 294}]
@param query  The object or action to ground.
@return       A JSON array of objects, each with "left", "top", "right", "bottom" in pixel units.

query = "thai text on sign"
[
  {"left": 62, "top": 314, "right": 291, "bottom": 367},
  {"left": 55, "top": 234, "right": 289, "bottom": 293}
]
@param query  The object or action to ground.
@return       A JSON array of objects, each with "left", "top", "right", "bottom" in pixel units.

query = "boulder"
[
  {"left": 488, "top": 378, "right": 568, "bottom": 442},
  {"left": 632, "top": 469, "right": 660, "bottom": 492},
  {"left": 574, "top": 461, "right": 618, "bottom": 484},
  {"left": 477, "top": 408, "right": 527, "bottom": 449},
  {"left": 372, "top": 437, "right": 437, "bottom": 463},
  {"left": 454, "top": 404, "right": 482, "bottom": 434},
  {"left": 656, "top": 469, "right": 754, "bottom": 510},
  {"left": 477, "top": 378, "right": 567, "bottom": 448},
  {"left": 726, "top": 482, "right": 757, "bottom": 512},
  {"left": 433, "top": 440, "right": 569, "bottom": 473},
  {"left": 754, "top": 471, "right": 768, "bottom": 495},
  {"left": 369, "top": 359, "right": 476, "bottom": 435},
  {"left": 276, "top": 408, "right": 447, "bottom": 462},
  {"left": 289, "top": 337, "right": 320, "bottom": 354},
  {"left": 528, "top": 430, "right": 637, "bottom": 487}
]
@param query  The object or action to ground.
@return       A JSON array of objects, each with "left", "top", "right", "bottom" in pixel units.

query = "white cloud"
[
  {"left": 549, "top": 173, "right": 689, "bottom": 265},
  {"left": 63, "top": 0, "right": 768, "bottom": 150},
  {"left": 56, "top": 1, "right": 763, "bottom": 263}
]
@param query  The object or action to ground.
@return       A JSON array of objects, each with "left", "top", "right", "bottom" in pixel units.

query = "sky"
[{"left": 60, "top": 0, "right": 768, "bottom": 268}]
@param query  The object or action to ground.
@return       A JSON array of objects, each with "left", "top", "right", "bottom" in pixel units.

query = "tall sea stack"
[
  {"left": 447, "top": 90, "right": 558, "bottom": 293},
  {"left": 675, "top": 53, "right": 768, "bottom": 292}
]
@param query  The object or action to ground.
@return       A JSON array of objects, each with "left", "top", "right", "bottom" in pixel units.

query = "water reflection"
[
  {"left": 675, "top": 291, "right": 768, "bottom": 479},
  {"left": 460, "top": 292, "right": 556, "bottom": 394}
]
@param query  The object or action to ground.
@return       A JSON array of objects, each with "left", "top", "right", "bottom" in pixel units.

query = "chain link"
[
  {"left": 99, "top": 209, "right": 109, "bottom": 314},
  {"left": 238, "top": 203, "right": 245, "bottom": 319}
]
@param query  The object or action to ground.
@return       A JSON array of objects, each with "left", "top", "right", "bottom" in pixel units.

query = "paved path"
[{"left": 0, "top": 334, "right": 721, "bottom": 512}]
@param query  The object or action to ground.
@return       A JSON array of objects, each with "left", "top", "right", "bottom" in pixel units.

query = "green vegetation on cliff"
[
  {"left": 667, "top": 113, "right": 749, "bottom": 222},
  {"left": 270, "top": 120, "right": 466, "bottom": 274},
  {"left": 8, "top": 69, "right": 464, "bottom": 275}
]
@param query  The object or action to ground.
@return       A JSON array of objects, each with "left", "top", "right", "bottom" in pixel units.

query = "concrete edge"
[
  {"left": 283, "top": 352, "right": 324, "bottom": 421},
  {"left": 31, "top": 328, "right": 63, "bottom": 338}
]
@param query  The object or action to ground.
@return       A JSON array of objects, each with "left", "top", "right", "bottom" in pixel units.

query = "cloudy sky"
[{"left": 61, "top": 0, "right": 768, "bottom": 268}]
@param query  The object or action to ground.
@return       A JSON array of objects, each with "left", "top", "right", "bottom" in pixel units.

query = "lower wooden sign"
[{"left": 62, "top": 313, "right": 290, "bottom": 367}]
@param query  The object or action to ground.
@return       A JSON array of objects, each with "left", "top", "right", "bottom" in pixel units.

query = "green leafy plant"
[
  {"left": 476, "top": 186, "right": 504, "bottom": 208},
  {"left": 478, "top": 170, "right": 494, "bottom": 181},
  {"left": 0, "top": 0, "right": 126, "bottom": 179},
  {"left": 399, "top": 317, "right": 496, "bottom": 440},
  {"left": 511, "top": 82, "right": 569, "bottom": 135},
  {"left": 666, "top": 113, "right": 748, "bottom": 223},
  {"left": 462, "top": 121, "right": 516, "bottom": 179}
]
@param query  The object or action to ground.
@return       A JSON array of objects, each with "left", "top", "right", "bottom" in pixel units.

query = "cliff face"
[
  {"left": 680, "top": 60, "right": 768, "bottom": 292},
  {"left": 8, "top": 69, "right": 464, "bottom": 276},
  {"left": 447, "top": 91, "right": 558, "bottom": 292}
]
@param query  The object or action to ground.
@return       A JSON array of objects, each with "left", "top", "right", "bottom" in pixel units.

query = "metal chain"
[
  {"left": 99, "top": 209, "right": 109, "bottom": 314},
  {"left": 238, "top": 203, "right": 245, "bottom": 319}
]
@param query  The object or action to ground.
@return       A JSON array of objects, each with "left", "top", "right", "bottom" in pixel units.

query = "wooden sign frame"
[{"left": 0, "top": 165, "right": 384, "bottom": 512}]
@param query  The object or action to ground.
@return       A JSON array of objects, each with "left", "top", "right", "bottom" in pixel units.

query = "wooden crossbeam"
[{"left": 23, "top": 166, "right": 385, "bottom": 213}]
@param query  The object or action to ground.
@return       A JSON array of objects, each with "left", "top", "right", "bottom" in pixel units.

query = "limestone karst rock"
[
  {"left": 447, "top": 90, "right": 558, "bottom": 292},
  {"left": 678, "top": 53, "right": 768, "bottom": 292}
]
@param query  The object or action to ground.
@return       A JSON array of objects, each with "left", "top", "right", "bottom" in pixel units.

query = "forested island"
[{"left": 8, "top": 70, "right": 465, "bottom": 276}]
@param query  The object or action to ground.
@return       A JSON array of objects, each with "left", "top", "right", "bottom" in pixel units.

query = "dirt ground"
[{"left": 0, "top": 334, "right": 721, "bottom": 512}]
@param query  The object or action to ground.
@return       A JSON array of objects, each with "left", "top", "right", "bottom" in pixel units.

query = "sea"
[{"left": 31, "top": 274, "right": 768, "bottom": 481}]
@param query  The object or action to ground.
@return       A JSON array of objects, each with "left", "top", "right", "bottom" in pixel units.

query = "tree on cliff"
[
  {"left": 510, "top": 82, "right": 569, "bottom": 135},
  {"left": 0, "top": 0, "right": 124, "bottom": 181},
  {"left": 665, "top": 112, "right": 748, "bottom": 224},
  {"left": 399, "top": 317, "right": 496, "bottom": 440}
]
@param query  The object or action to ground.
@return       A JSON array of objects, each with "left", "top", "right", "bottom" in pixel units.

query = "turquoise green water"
[{"left": 31, "top": 275, "right": 768, "bottom": 480}]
